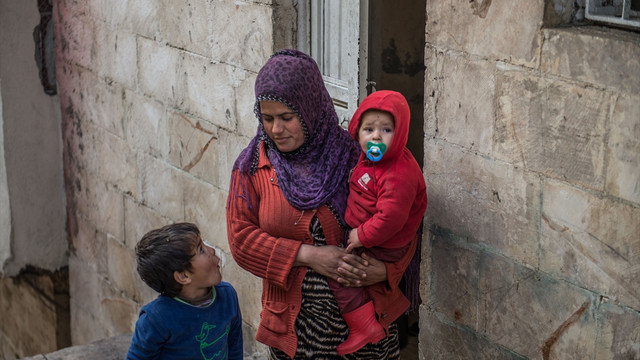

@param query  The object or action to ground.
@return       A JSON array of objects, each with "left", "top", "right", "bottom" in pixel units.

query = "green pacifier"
[{"left": 366, "top": 142, "right": 387, "bottom": 162}]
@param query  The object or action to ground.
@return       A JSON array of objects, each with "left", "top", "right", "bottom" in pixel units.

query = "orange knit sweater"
[{"left": 226, "top": 143, "right": 415, "bottom": 358}]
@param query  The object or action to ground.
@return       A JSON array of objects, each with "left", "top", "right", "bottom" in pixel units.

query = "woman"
[{"left": 226, "top": 49, "right": 417, "bottom": 359}]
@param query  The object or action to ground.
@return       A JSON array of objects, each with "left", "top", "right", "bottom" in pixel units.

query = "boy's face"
[
  {"left": 185, "top": 238, "right": 222, "bottom": 289},
  {"left": 357, "top": 110, "right": 395, "bottom": 154}
]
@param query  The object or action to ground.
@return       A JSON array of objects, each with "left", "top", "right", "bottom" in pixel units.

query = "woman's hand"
[
  {"left": 337, "top": 252, "right": 387, "bottom": 287},
  {"left": 295, "top": 244, "right": 368, "bottom": 283}
]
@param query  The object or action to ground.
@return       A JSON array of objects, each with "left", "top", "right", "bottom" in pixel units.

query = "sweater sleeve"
[
  {"left": 226, "top": 169, "right": 302, "bottom": 290},
  {"left": 357, "top": 164, "right": 418, "bottom": 249}
]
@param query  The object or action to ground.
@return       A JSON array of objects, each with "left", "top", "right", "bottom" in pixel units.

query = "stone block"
[
  {"left": 73, "top": 216, "right": 108, "bottom": 276},
  {"left": 424, "top": 141, "right": 541, "bottom": 267},
  {"left": 210, "top": 1, "right": 272, "bottom": 72},
  {"left": 124, "top": 90, "right": 170, "bottom": 159},
  {"left": 75, "top": 172, "right": 125, "bottom": 241},
  {"left": 183, "top": 176, "right": 228, "bottom": 251},
  {"left": 434, "top": 53, "right": 495, "bottom": 154},
  {"left": 595, "top": 300, "right": 640, "bottom": 359},
  {"left": 181, "top": 54, "right": 236, "bottom": 131},
  {"left": 217, "top": 130, "right": 253, "bottom": 191},
  {"left": 106, "top": 236, "right": 138, "bottom": 301},
  {"left": 495, "top": 69, "right": 609, "bottom": 190},
  {"left": 139, "top": 154, "right": 184, "bottom": 220},
  {"left": 53, "top": 5, "right": 93, "bottom": 69},
  {"left": 541, "top": 27, "right": 640, "bottom": 94},
  {"left": 478, "top": 252, "right": 596, "bottom": 359},
  {"left": 540, "top": 180, "right": 640, "bottom": 309},
  {"left": 167, "top": 111, "right": 219, "bottom": 183},
  {"left": 222, "top": 258, "right": 264, "bottom": 330},
  {"left": 123, "top": 196, "right": 169, "bottom": 250},
  {"left": 110, "top": 0, "right": 158, "bottom": 40},
  {"left": 157, "top": 0, "right": 210, "bottom": 56},
  {"left": 137, "top": 37, "right": 184, "bottom": 107},
  {"left": 98, "top": 283, "right": 138, "bottom": 336},
  {"left": 426, "top": 0, "right": 543, "bottom": 66},
  {"left": 606, "top": 93, "right": 640, "bottom": 203},
  {"left": 69, "top": 256, "right": 107, "bottom": 345},
  {"left": 430, "top": 234, "right": 481, "bottom": 329},
  {"left": 420, "top": 311, "right": 527, "bottom": 360},
  {"left": 235, "top": 70, "right": 260, "bottom": 139},
  {"left": 92, "top": 23, "right": 137, "bottom": 90},
  {"left": 77, "top": 67, "right": 126, "bottom": 138},
  {"left": 92, "top": 126, "right": 138, "bottom": 199}
]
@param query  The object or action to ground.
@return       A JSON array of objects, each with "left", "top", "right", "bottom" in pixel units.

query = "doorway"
[{"left": 368, "top": 0, "right": 426, "bottom": 358}]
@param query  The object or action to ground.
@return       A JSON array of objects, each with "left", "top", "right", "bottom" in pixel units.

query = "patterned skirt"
[{"left": 269, "top": 217, "right": 400, "bottom": 360}]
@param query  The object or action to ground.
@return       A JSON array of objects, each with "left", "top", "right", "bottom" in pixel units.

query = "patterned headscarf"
[{"left": 233, "top": 49, "right": 360, "bottom": 226}]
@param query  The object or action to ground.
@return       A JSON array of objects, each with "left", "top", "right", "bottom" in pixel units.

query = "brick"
[
  {"left": 425, "top": 141, "right": 541, "bottom": 267},
  {"left": 92, "top": 23, "right": 137, "bottom": 90},
  {"left": 124, "top": 90, "right": 170, "bottom": 159},
  {"left": 73, "top": 216, "right": 108, "bottom": 276},
  {"left": 420, "top": 311, "right": 527, "bottom": 360},
  {"left": 139, "top": 154, "right": 184, "bottom": 220},
  {"left": 137, "top": 37, "right": 184, "bottom": 106},
  {"left": 540, "top": 180, "right": 640, "bottom": 309},
  {"left": 69, "top": 257, "right": 106, "bottom": 344},
  {"left": 541, "top": 27, "right": 640, "bottom": 94},
  {"left": 234, "top": 71, "right": 260, "bottom": 138},
  {"left": 106, "top": 236, "right": 138, "bottom": 301},
  {"left": 157, "top": 0, "right": 210, "bottom": 56},
  {"left": 210, "top": 1, "right": 273, "bottom": 72},
  {"left": 595, "top": 300, "right": 640, "bottom": 359},
  {"left": 430, "top": 234, "right": 481, "bottom": 329},
  {"left": 478, "top": 252, "right": 596, "bottom": 359},
  {"left": 606, "top": 93, "right": 640, "bottom": 203},
  {"left": 435, "top": 53, "right": 496, "bottom": 154},
  {"left": 92, "top": 125, "right": 138, "bottom": 199},
  {"left": 123, "top": 196, "right": 169, "bottom": 251},
  {"left": 75, "top": 172, "right": 125, "bottom": 241},
  {"left": 426, "top": 0, "right": 543, "bottom": 66},
  {"left": 183, "top": 176, "right": 228, "bottom": 250},
  {"left": 167, "top": 111, "right": 219, "bottom": 183},
  {"left": 110, "top": 0, "right": 158, "bottom": 40},
  {"left": 495, "top": 70, "right": 609, "bottom": 190},
  {"left": 181, "top": 54, "right": 236, "bottom": 130}
]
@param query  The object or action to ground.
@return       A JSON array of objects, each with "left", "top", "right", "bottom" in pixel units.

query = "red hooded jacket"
[{"left": 346, "top": 90, "right": 427, "bottom": 249}]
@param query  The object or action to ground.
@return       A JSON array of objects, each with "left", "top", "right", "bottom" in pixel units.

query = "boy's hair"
[{"left": 135, "top": 222, "right": 201, "bottom": 297}]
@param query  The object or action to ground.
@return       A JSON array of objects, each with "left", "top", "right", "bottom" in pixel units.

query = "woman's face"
[{"left": 259, "top": 100, "right": 305, "bottom": 152}]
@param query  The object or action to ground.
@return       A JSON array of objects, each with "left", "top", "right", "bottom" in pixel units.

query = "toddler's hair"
[{"left": 135, "top": 222, "right": 200, "bottom": 297}]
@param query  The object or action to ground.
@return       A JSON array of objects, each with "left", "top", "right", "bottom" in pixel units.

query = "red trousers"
[{"left": 328, "top": 245, "right": 409, "bottom": 313}]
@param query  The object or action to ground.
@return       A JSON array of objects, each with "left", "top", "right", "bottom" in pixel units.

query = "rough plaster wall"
[
  {"left": 0, "top": 0, "right": 67, "bottom": 276},
  {"left": 52, "top": 0, "right": 287, "bottom": 358},
  {"left": 422, "top": 0, "right": 640, "bottom": 359}
]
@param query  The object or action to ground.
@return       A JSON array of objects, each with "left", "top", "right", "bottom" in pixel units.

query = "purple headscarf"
[{"left": 233, "top": 49, "right": 360, "bottom": 226}]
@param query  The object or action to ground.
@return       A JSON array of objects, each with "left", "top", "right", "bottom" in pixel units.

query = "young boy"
[
  {"left": 126, "top": 222, "right": 243, "bottom": 360},
  {"left": 332, "top": 90, "right": 427, "bottom": 355}
]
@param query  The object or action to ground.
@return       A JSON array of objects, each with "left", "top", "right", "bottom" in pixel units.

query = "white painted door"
[{"left": 298, "top": 0, "right": 369, "bottom": 128}]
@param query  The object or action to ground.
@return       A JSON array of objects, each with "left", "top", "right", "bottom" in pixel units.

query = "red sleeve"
[
  {"left": 357, "top": 164, "right": 419, "bottom": 248},
  {"left": 226, "top": 169, "right": 301, "bottom": 290}
]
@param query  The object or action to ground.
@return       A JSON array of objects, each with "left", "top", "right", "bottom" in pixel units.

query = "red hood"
[{"left": 348, "top": 90, "right": 410, "bottom": 162}]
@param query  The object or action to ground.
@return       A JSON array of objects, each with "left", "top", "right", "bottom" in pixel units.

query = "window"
[
  {"left": 297, "top": 0, "right": 369, "bottom": 127},
  {"left": 585, "top": 0, "right": 640, "bottom": 29}
]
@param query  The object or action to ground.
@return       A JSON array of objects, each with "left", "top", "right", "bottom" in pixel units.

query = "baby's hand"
[{"left": 345, "top": 228, "right": 362, "bottom": 253}]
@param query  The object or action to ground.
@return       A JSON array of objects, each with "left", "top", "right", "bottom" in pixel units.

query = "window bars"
[{"left": 585, "top": 0, "right": 640, "bottom": 29}]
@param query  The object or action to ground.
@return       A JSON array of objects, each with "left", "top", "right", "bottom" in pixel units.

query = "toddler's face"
[
  {"left": 186, "top": 238, "right": 222, "bottom": 288},
  {"left": 357, "top": 110, "right": 395, "bottom": 155}
]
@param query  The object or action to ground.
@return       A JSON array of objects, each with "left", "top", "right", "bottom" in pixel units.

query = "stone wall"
[
  {"left": 422, "top": 0, "right": 640, "bottom": 359},
  {"left": 52, "top": 0, "right": 293, "bottom": 358}
]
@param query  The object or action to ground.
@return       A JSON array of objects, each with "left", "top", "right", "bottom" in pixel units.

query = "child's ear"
[{"left": 174, "top": 270, "right": 191, "bottom": 285}]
